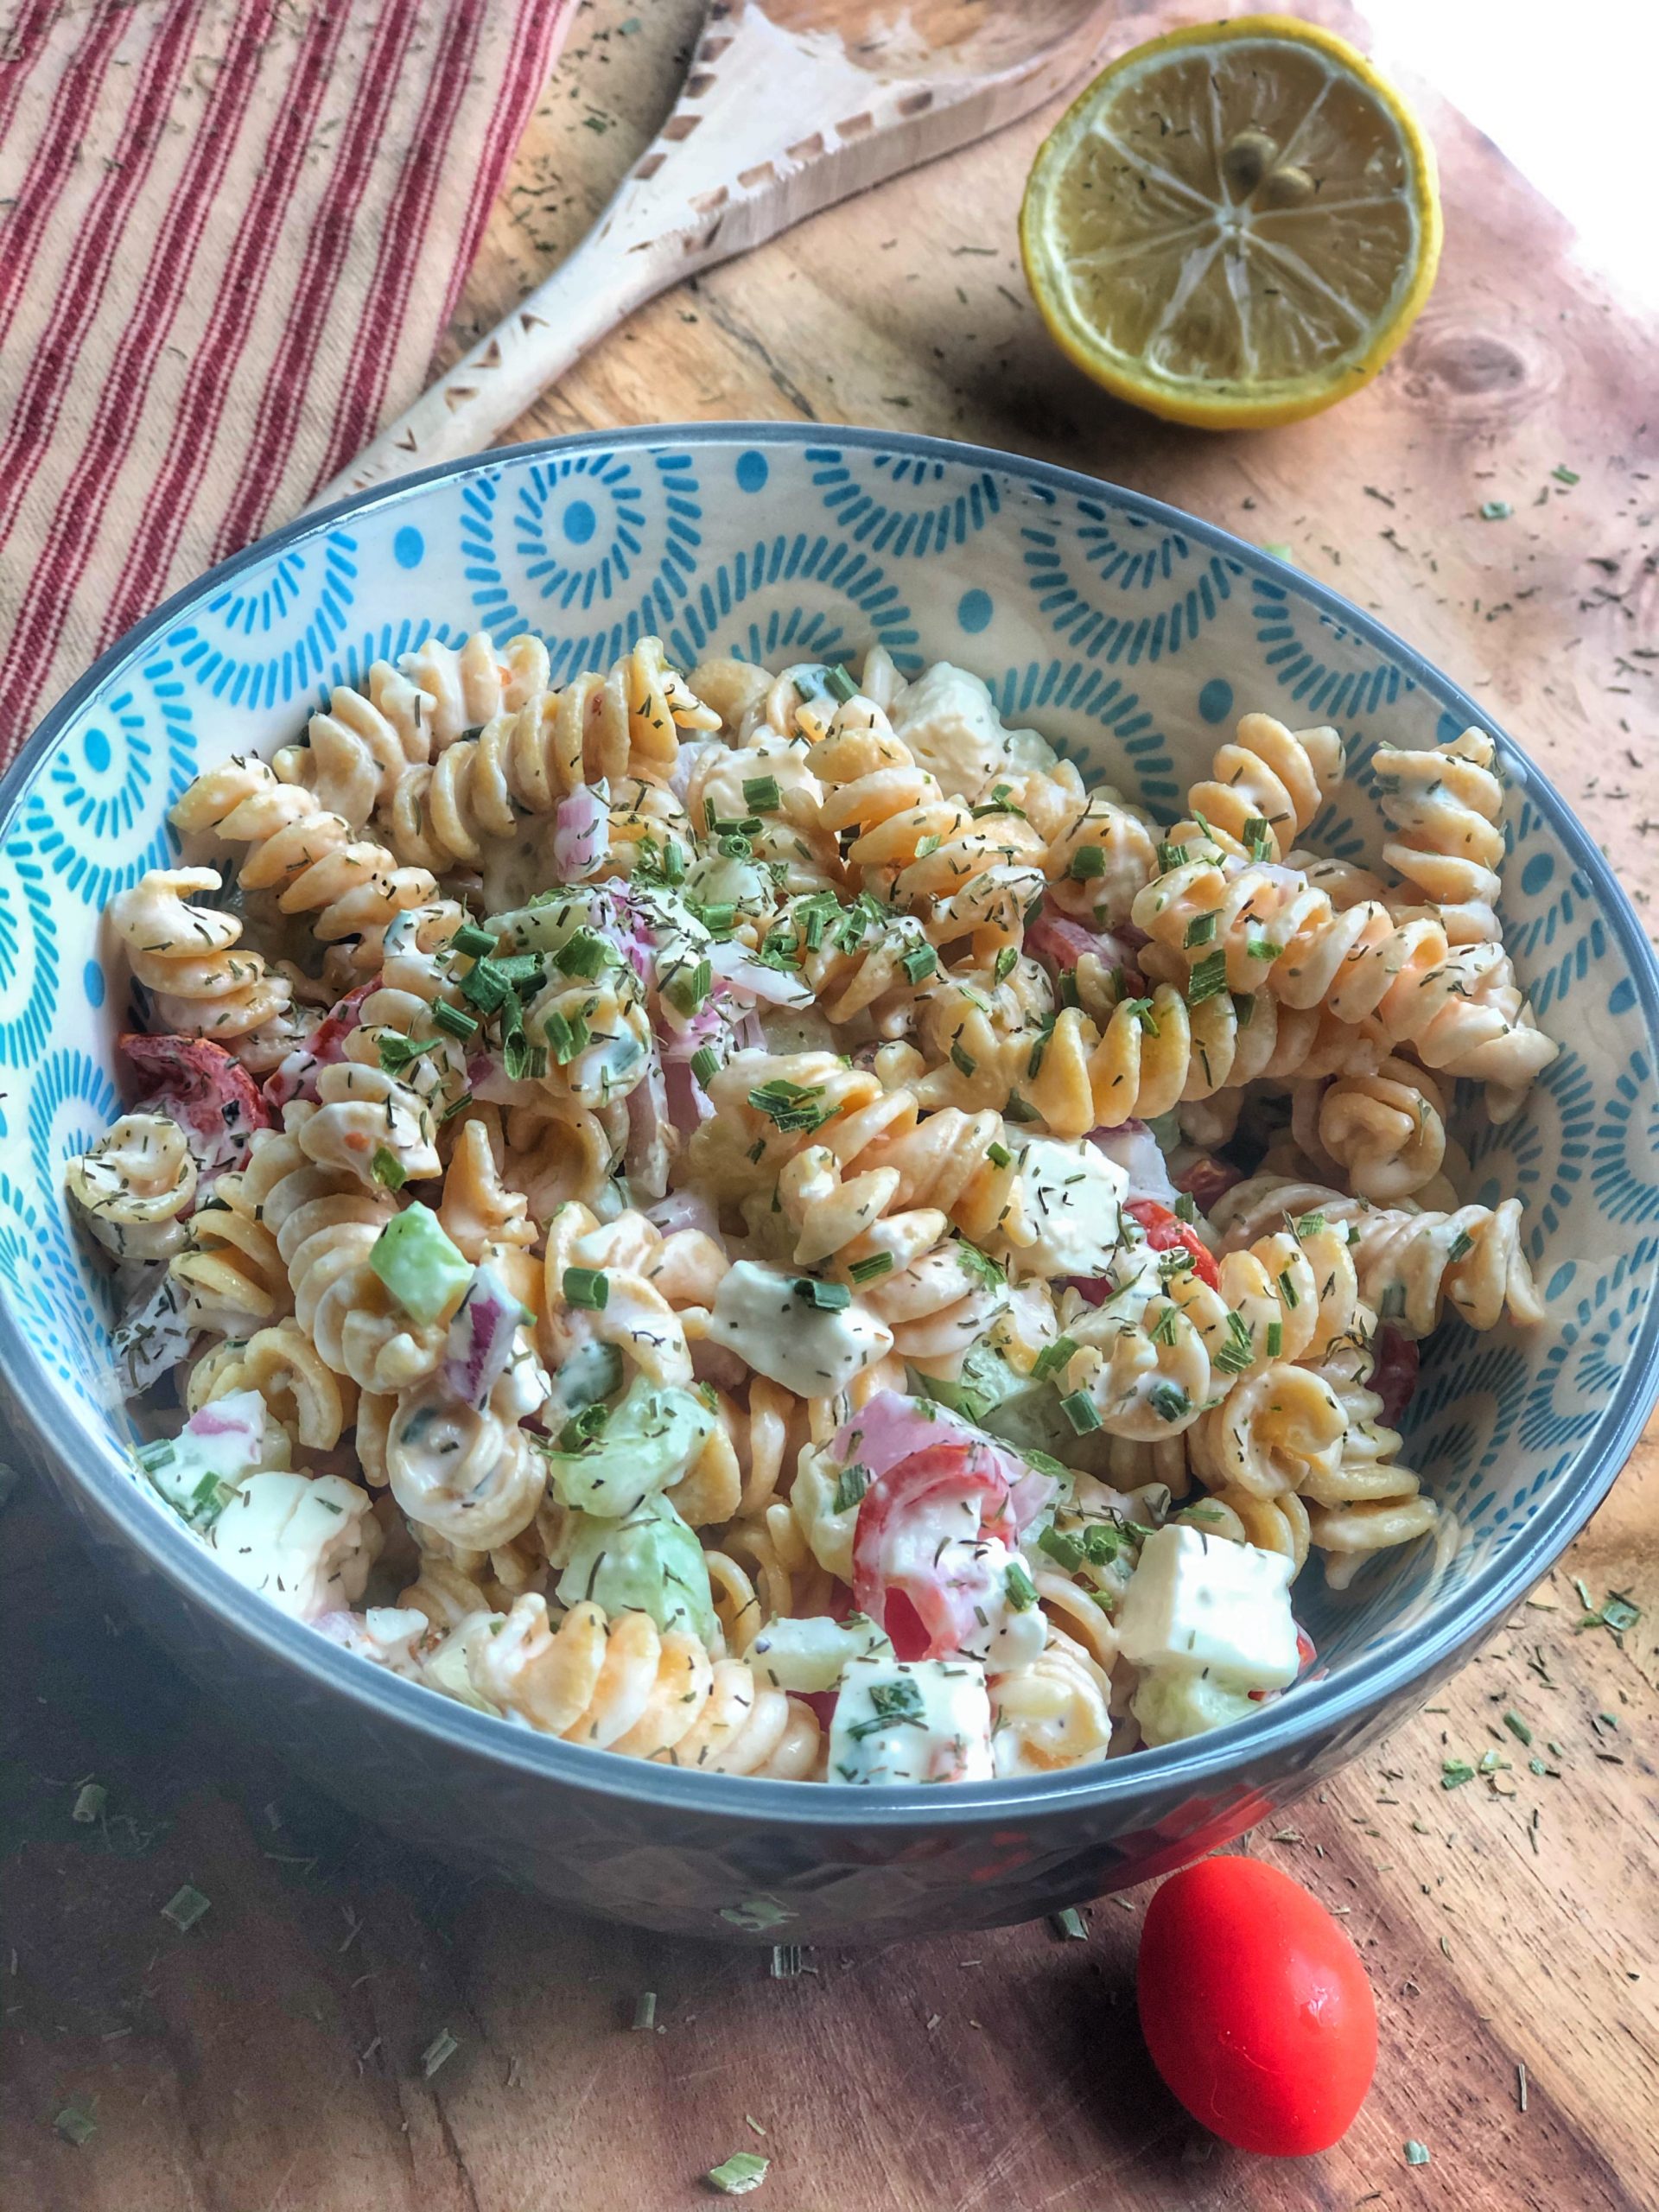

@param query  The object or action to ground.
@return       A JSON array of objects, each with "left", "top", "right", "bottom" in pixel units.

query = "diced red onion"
[
  {"left": 1088, "top": 1121, "right": 1180, "bottom": 1209},
  {"left": 707, "top": 940, "right": 813, "bottom": 1007},
  {"left": 1026, "top": 902, "right": 1147, "bottom": 981},
  {"left": 442, "top": 1265, "right": 521, "bottom": 1408},
  {"left": 553, "top": 785, "right": 608, "bottom": 881},
  {"left": 626, "top": 1044, "right": 672, "bottom": 1197},
  {"left": 646, "top": 1190, "right": 720, "bottom": 1238},
  {"left": 662, "top": 1053, "right": 713, "bottom": 1136}
]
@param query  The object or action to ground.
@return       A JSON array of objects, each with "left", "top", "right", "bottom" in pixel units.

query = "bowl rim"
[{"left": 6, "top": 416, "right": 1657, "bottom": 1830}]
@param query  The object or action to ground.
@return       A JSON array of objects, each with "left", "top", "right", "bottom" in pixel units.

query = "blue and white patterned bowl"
[{"left": 5, "top": 424, "right": 1656, "bottom": 1942}]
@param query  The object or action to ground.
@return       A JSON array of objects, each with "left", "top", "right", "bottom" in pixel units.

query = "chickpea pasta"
[{"left": 78, "top": 636, "right": 1553, "bottom": 1779}]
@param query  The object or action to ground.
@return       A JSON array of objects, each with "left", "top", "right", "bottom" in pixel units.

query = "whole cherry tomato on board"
[
  {"left": 1125, "top": 1198, "right": 1220, "bottom": 1291},
  {"left": 1136, "top": 1856, "right": 1377, "bottom": 2156}
]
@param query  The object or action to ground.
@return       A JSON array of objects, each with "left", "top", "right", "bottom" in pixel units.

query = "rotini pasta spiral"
[
  {"left": 65, "top": 1113, "right": 198, "bottom": 1262},
  {"left": 244, "top": 1126, "right": 451, "bottom": 1390},
  {"left": 810, "top": 700, "right": 1047, "bottom": 958},
  {"left": 469, "top": 1596, "right": 820, "bottom": 1774},
  {"left": 1297, "top": 1339, "right": 1436, "bottom": 1587},
  {"left": 1211, "top": 1174, "right": 1544, "bottom": 1338},
  {"left": 1371, "top": 727, "right": 1505, "bottom": 946},
  {"left": 1189, "top": 1363, "right": 1346, "bottom": 1497},
  {"left": 1179, "top": 711, "right": 1344, "bottom": 858},
  {"left": 988, "top": 1625, "right": 1115, "bottom": 1776},
  {"left": 110, "top": 868, "right": 292, "bottom": 1039},
  {"left": 187, "top": 1316, "right": 353, "bottom": 1452},
  {"left": 1294, "top": 1057, "right": 1447, "bottom": 1202},
  {"left": 169, "top": 1153, "right": 294, "bottom": 1332},
  {"left": 385, "top": 1370, "right": 548, "bottom": 1550},
  {"left": 170, "top": 756, "right": 442, "bottom": 965}
]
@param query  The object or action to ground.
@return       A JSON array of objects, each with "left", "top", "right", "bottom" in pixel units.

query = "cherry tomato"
[
  {"left": 851, "top": 1442, "right": 1014, "bottom": 1661},
  {"left": 1126, "top": 1198, "right": 1220, "bottom": 1291},
  {"left": 120, "top": 1032, "right": 269, "bottom": 1179},
  {"left": 1137, "top": 1856, "right": 1377, "bottom": 2156},
  {"left": 1172, "top": 1150, "right": 1243, "bottom": 1216},
  {"left": 1370, "top": 1327, "right": 1420, "bottom": 1428}
]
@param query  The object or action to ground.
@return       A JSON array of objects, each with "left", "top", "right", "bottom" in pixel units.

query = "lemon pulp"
[{"left": 1020, "top": 16, "right": 1442, "bottom": 429}]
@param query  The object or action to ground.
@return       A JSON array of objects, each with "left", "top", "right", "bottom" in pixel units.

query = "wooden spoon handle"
[{"left": 303, "top": 224, "right": 661, "bottom": 513}]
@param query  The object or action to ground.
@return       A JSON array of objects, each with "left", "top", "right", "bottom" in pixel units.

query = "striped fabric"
[{"left": 0, "top": 0, "right": 575, "bottom": 766}]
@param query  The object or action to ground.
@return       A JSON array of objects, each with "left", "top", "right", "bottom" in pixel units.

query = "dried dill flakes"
[
  {"left": 631, "top": 1990, "right": 658, "bottom": 2031},
  {"left": 1049, "top": 1906, "right": 1089, "bottom": 1942},
  {"left": 704, "top": 2150, "right": 770, "bottom": 2195},
  {"left": 1551, "top": 463, "right": 1580, "bottom": 486},
  {"left": 421, "top": 2027, "right": 461, "bottom": 2078},
  {"left": 160, "top": 1883, "right": 211, "bottom": 1932},
  {"left": 54, "top": 2102, "right": 97, "bottom": 2147},
  {"left": 1478, "top": 499, "right": 1513, "bottom": 520},
  {"left": 71, "top": 1782, "right": 107, "bottom": 1825},
  {"left": 1403, "top": 2139, "right": 1432, "bottom": 2166}
]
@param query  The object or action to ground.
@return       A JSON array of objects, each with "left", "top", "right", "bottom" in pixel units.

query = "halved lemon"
[{"left": 1020, "top": 16, "right": 1442, "bottom": 429}]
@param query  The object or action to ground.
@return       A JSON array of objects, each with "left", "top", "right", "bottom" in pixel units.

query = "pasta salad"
[{"left": 69, "top": 634, "right": 1554, "bottom": 1784}]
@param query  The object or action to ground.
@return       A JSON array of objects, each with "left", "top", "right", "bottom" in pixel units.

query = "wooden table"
[{"left": 4, "top": 4, "right": 1656, "bottom": 2206}]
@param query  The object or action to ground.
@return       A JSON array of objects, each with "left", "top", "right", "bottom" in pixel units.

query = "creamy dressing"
[
  {"left": 888, "top": 663, "right": 1054, "bottom": 799},
  {"left": 1001, "top": 1136, "right": 1128, "bottom": 1280},
  {"left": 207, "top": 1471, "right": 379, "bottom": 1620},
  {"left": 709, "top": 1261, "right": 893, "bottom": 1396}
]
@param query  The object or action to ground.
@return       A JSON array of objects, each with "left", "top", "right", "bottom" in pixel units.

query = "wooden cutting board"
[{"left": 3, "top": 5, "right": 1656, "bottom": 2208}]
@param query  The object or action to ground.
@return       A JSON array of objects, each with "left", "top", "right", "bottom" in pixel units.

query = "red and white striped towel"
[{"left": 0, "top": 0, "right": 575, "bottom": 766}]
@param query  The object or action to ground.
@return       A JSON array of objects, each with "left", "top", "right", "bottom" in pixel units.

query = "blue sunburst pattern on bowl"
[{"left": 2, "top": 424, "right": 1656, "bottom": 1755}]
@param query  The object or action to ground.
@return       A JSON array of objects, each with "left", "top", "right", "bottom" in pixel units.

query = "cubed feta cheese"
[
  {"left": 709, "top": 1261, "right": 893, "bottom": 1397},
  {"left": 207, "top": 1472, "right": 380, "bottom": 1621},
  {"left": 1000, "top": 1136, "right": 1128, "bottom": 1281},
  {"left": 1115, "top": 1524, "right": 1299, "bottom": 1690},
  {"left": 829, "top": 1654, "right": 994, "bottom": 1784}
]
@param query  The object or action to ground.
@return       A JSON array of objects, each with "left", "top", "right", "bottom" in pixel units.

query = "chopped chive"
[
  {"left": 1446, "top": 1228, "right": 1474, "bottom": 1263},
  {"left": 1050, "top": 1906, "right": 1089, "bottom": 1942},
  {"left": 833, "top": 1464, "right": 869, "bottom": 1514},
  {"left": 162, "top": 1884, "right": 211, "bottom": 1932},
  {"left": 705, "top": 2152, "right": 770, "bottom": 2196},
  {"left": 1185, "top": 950, "right": 1229, "bottom": 1006},
  {"left": 848, "top": 1251, "right": 893, "bottom": 1286},
  {"left": 460, "top": 957, "right": 512, "bottom": 1014},
  {"left": 72, "top": 1782, "right": 107, "bottom": 1824},
  {"left": 54, "top": 2106, "right": 97, "bottom": 2148},
  {"left": 664, "top": 957, "right": 713, "bottom": 1018},
  {"left": 1243, "top": 817, "right": 1274, "bottom": 861},
  {"left": 1038, "top": 1523, "right": 1086, "bottom": 1573},
  {"left": 1147, "top": 1382, "right": 1190, "bottom": 1423},
  {"left": 421, "top": 2028, "right": 461, "bottom": 2078},
  {"left": 742, "top": 775, "right": 781, "bottom": 813},
  {"left": 1173, "top": 1192, "right": 1197, "bottom": 1224},
  {"left": 632, "top": 1990, "right": 658, "bottom": 2031},
  {"left": 950, "top": 1042, "right": 977, "bottom": 1079},
  {"left": 431, "top": 998, "right": 480, "bottom": 1040},
  {"left": 1032, "top": 1336, "right": 1078, "bottom": 1382},
  {"left": 691, "top": 1046, "right": 719, "bottom": 1089},
  {"left": 1265, "top": 1320, "right": 1283, "bottom": 1357},
  {"left": 1184, "top": 912, "right": 1218, "bottom": 949},
  {"left": 1003, "top": 1093, "right": 1039, "bottom": 1123},
  {"left": 563, "top": 1267, "right": 609, "bottom": 1312},
  {"left": 794, "top": 1276, "right": 851, "bottom": 1311},
  {"left": 1067, "top": 844, "right": 1105, "bottom": 880},
  {"left": 1155, "top": 840, "right": 1192, "bottom": 874},
  {"left": 824, "top": 664, "right": 859, "bottom": 704},
  {"left": 987, "top": 1141, "right": 1013, "bottom": 1170},
  {"left": 450, "top": 923, "right": 496, "bottom": 959},
  {"left": 377, "top": 1031, "right": 423, "bottom": 1074},
  {"left": 1061, "top": 1389, "right": 1101, "bottom": 1435},
  {"left": 556, "top": 927, "right": 613, "bottom": 978},
  {"left": 1294, "top": 1211, "right": 1326, "bottom": 1237},
  {"left": 994, "top": 945, "right": 1018, "bottom": 983},
  {"left": 1004, "top": 1560, "right": 1039, "bottom": 1611},
  {"left": 901, "top": 944, "right": 937, "bottom": 985},
  {"left": 371, "top": 1147, "right": 407, "bottom": 1191}
]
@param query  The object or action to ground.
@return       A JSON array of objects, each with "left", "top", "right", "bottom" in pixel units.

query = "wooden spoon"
[{"left": 307, "top": 0, "right": 1114, "bottom": 511}]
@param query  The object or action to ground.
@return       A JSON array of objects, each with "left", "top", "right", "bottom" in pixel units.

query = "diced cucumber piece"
[
  {"left": 557, "top": 1496, "right": 716, "bottom": 1642},
  {"left": 539, "top": 1373, "right": 715, "bottom": 1516},
  {"left": 368, "top": 1205, "right": 474, "bottom": 1325}
]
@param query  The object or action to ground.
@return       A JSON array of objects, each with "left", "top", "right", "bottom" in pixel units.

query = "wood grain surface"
[{"left": 3, "top": 3, "right": 1656, "bottom": 2207}]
